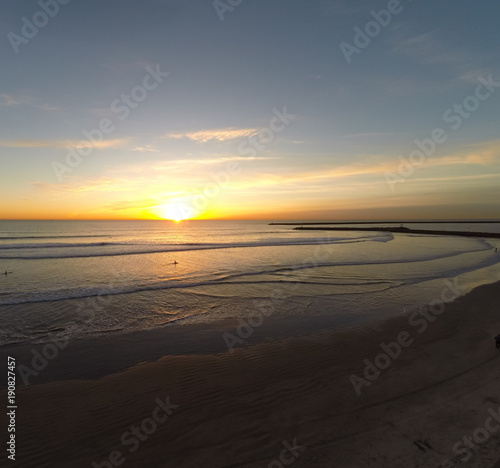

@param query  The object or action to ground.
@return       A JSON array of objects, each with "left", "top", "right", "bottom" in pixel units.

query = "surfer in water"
[
  {"left": 173, "top": 260, "right": 178, "bottom": 265},
  {"left": 4, "top": 271, "right": 12, "bottom": 275}
]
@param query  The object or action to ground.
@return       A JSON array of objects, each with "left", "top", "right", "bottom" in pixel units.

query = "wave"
[
  {"left": 0, "top": 234, "right": 119, "bottom": 240},
  {"left": 0, "top": 242, "right": 124, "bottom": 250},
  {"left": 0, "top": 234, "right": 394, "bottom": 260},
  {"left": 0, "top": 278, "right": 400, "bottom": 306},
  {"left": 216, "top": 247, "right": 493, "bottom": 281},
  {"left": 1, "top": 246, "right": 496, "bottom": 306}
]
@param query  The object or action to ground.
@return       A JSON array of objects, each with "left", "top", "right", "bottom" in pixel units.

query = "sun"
[{"left": 152, "top": 198, "right": 194, "bottom": 222}]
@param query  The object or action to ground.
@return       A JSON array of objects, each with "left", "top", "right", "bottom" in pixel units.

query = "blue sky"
[{"left": 1, "top": 0, "right": 499, "bottom": 219}]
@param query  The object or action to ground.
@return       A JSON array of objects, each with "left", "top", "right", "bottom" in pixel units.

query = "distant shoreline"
[
  {"left": 270, "top": 221, "right": 500, "bottom": 225},
  {"left": 292, "top": 226, "right": 500, "bottom": 239}
]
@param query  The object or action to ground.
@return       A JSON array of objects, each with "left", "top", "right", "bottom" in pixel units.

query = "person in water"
[
  {"left": 173, "top": 261, "right": 178, "bottom": 265},
  {"left": 496, "top": 334, "right": 500, "bottom": 349}
]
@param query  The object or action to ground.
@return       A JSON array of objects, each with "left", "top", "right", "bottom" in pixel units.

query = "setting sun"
[{"left": 152, "top": 198, "right": 195, "bottom": 222}]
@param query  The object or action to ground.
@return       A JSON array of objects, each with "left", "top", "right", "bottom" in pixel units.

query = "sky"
[{"left": 0, "top": 0, "right": 499, "bottom": 220}]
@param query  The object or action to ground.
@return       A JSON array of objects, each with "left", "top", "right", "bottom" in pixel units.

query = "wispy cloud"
[
  {"left": 131, "top": 144, "right": 160, "bottom": 153},
  {"left": 438, "top": 140, "right": 500, "bottom": 165},
  {"left": 0, "top": 138, "right": 130, "bottom": 149},
  {"left": 0, "top": 94, "right": 62, "bottom": 111},
  {"left": 27, "top": 140, "right": 500, "bottom": 208},
  {"left": 157, "top": 155, "right": 277, "bottom": 166},
  {"left": 0, "top": 94, "right": 21, "bottom": 107},
  {"left": 143, "top": 155, "right": 280, "bottom": 175},
  {"left": 343, "top": 132, "right": 402, "bottom": 139},
  {"left": 390, "top": 30, "right": 473, "bottom": 69},
  {"left": 31, "top": 177, "right": 135, "bottom": 194},
  {"left": 220, "top": 140, "right": 500, "bottom": 190},
  {"left": 458, "top": 69, "right": 491, "bottom": 84},
  {"left": 306, "top": 74, "right": 323, "bottom": 81},
  {"left": 165, "top": 127, "right": 259, "bottom": 143},
  {"left": 102, "top": 198, "right": 161, "bottom": 213},
  {"left": 122, "top": 155, "right": 280, "bottom": 175},
  {"left": 320, "top": 1, "right": 366, "bottom": 17},
  {"left": 29, "top": 155, "right": 281, "bottom": 197},
  {"left": 410, "top": 173, "right": 500, "bottom": 184}
]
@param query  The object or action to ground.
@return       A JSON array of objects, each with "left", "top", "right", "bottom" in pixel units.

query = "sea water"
[{"left": 1, "top": 220, "right": 499, "bottom": 346}]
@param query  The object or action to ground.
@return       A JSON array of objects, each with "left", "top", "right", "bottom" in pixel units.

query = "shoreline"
[
  {"left": 293, "top": 226, "right": 500, "bottom": 239},
  {"left": 270, "top": 221, "right": 500, "bottom": 225},
  {"left": 3, "top": 281, "right": 500, "bottom": 467}
]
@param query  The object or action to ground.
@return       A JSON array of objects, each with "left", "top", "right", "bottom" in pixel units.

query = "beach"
[
  {"left": 3, "top": 0, "right": 500, "bottom": 465},
  {"left": 3, "top": 280, "right": 500, "bottom": 467}
]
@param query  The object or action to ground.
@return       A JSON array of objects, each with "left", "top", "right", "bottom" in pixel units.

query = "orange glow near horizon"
[{"left": 1, "top": 194, "right": 497, "bottom": 221}]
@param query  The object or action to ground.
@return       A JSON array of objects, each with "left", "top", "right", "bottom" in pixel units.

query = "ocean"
[{"left": 1, "top": 220, "right": 500, "bottom": 347}]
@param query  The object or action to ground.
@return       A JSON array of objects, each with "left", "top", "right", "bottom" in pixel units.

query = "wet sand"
[{"left": 3, "top": 282, "right": 500, "bottom": 467}]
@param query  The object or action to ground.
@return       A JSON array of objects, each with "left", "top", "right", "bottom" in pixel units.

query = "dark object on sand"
[
  {"left": 4, "top": 271, "right": 12, "bottom": 275},
  {"left": 496, "top": 335, "right": 500, "bottom": 349},
  {"left": 173, "top": 261, "right": 178, "bottom": 265}
]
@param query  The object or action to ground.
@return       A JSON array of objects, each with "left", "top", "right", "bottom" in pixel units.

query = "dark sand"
[{"left": 2, "top": 282, "right": 500, "bottom": 467}]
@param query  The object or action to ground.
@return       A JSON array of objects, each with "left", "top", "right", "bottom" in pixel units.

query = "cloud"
[
  {"left": 117, "top": 155, "right": 280, "bottom": 177},
  {"left": 131, "top": 144, "right": 160, "bottom": 153},
  {"left": 320, "top": 1, "right": 366, "bottom": 17},
  {"left": 0, "top": 94, "right": 21, "bottom": 107},
  {"left": 27, "top": 140, "right": 500, "bottom": 208},
  {"left": 29, "top": 155, "right": 281, "bottom": 196},
  {"left": 343, "top": 132, "right": 402, "bottom": 139},
  {"left": 101, "top": 198, "right": 160, "bottom": 213},
  {"left": 410, "top": 173, "right": 500, "bottom": 184},
  {"left": 158, "top": 155, "right": 277, "bottom": 165},
  {"left": 459, "top": 69, "right": 493, "bottom": 84},
  {"left": 390, "top": 30, "right": 471, "bottom": 68},
  {"left": 165, "top": 127, "right": 259, "bottom": 142},
  {"left": 306, "top": 74, "right": 323, "bottom": 81},
  {"left": 0, "top": 94, "right": 62, "bottom": 111},
  {"left": 31, "top": 177, "right": 135, "bottom": 194},
  {"left": 0, "top": 138, "right": 130, "bottom": 149},
  {"left": 423, "top": 140, "right": 500, "bottom": 167},
  {"left": 220, "top": 140, "right": 500, "bottom": 191},
  {"left": 142, "top": 155, "right": 280, "bottom": 175}
]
